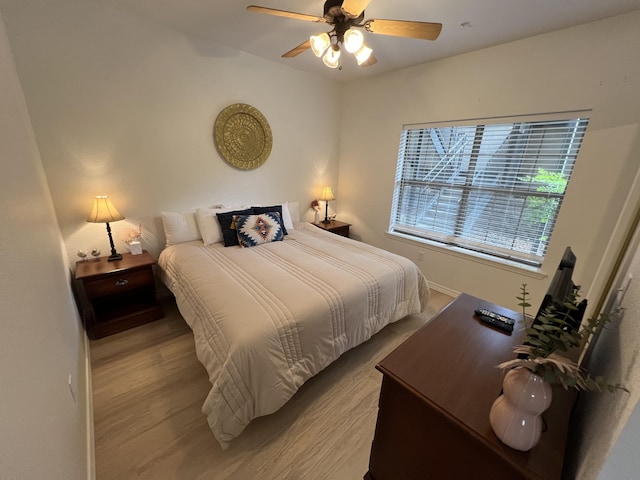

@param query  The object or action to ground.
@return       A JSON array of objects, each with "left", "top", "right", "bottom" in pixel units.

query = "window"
[{"left": 389, "top": 112, "right": 590, "bottom": 267}]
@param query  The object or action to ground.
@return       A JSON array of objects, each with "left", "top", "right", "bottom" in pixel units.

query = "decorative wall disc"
[{"left": 214, "top": 103, "right": 272, "bottom": 170}]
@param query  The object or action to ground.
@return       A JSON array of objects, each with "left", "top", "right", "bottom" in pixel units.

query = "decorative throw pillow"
[
  {"left": 234, "top": 213, "right": 284, "bottom": 248},
  {"left": 216, "top": 208, "right": 254, "bottom": 247},
  {"left": 251, "top": 205, "right": 288, "bottom": 235}
]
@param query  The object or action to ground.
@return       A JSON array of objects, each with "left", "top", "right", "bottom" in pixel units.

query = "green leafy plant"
[
  {"left": 521, "top": 168, "right": 568, "bottom": 225},
  {"left": 516, "top": 283, "right": 532, "bottom": 316},
  {"left": 498, "top": 284, "right": 628, "bottom": 393}
]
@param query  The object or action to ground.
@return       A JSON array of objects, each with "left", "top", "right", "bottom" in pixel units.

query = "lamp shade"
[
  {"left": 310, "top": 32, "right": 331, "bottom": 57},
  {"left": 322, "top": 46, "right": 341, "bottom": 69},
  {"left": 355, "top": 44, "right": 373, "bottom": 65},
  {"left": 344, "top": 29, "right": 364, "bottom": 53},
  {"left": 87, "top": 196, "right": 125, "bottom": 223},
  {"left": 319, "top": 186, "right": 335, "bottom": 202}
]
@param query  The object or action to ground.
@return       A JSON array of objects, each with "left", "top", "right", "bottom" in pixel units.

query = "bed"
[{"left": 158, "top": 213, "right": 429, "bottom": 449}]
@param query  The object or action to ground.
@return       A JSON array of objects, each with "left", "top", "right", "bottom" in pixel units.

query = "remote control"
[
  {"left": 474, "top": 309, "right": 516, "bottom": 326},
  {"left": 474, "top": 308, "right": 515, "bottom": 334}
]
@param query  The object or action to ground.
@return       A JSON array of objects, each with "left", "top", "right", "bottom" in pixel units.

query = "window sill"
[{"left": 385, "top": 230, "right": 548, "bottom": 280}]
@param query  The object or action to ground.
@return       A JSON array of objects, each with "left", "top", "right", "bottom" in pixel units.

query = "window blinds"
[{"left": 390, "top": 114, "right": 590, "bottom": 267}]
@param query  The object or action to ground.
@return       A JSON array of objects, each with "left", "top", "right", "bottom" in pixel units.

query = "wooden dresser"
[{"left": 365, "top": 293, "right": 576, "bottom": 480}]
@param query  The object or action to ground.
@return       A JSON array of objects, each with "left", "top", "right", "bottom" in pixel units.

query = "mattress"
[{"left": 158, "top": 222, "right": 430, "bottom": 448}]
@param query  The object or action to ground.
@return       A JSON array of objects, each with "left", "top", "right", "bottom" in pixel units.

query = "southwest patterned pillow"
[
  {"left": 234, "top": 212, "right": 284, "bottom": 248},
  {"left": 251, "top": 205, "right": 288, "bottom": 235}
]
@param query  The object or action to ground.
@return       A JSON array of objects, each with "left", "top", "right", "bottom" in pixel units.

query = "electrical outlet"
[
  {"left": 68, "top": 374, "right": 77, "bottom": 403},
  {"left": 417, "top": 251, "right": 424, "bottom": 262}
]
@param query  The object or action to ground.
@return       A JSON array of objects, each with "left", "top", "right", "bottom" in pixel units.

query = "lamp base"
[
  {"left": 105, "top": 222, "right": 122, "bottom": 262},
  {"left": 322, "top": 201, "right": 332, "bottom": 224}
]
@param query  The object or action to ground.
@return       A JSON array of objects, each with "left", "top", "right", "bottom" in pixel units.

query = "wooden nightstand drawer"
[
  {"left": 84, "top": 268, "right": 153, "bottom": 298},
  {"left": 313, "top": 220, "right": 351, "bottom": 238},
  {"left": 328, "top": 225, "right": 350, "bottom": 237}
]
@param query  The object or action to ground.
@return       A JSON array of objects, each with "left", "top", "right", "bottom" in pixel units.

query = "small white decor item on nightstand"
[
  {"left": 489, "top": 367, "right": 552, "bottom": 451},
  {"left": 122, "top": 223, "right": 143, "bottom": 255},
  {"left": 129, "top": 240, "right": 143, "bottom": 255}
]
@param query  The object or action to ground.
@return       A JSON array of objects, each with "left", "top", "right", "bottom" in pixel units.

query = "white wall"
[
  {"left": 0, "top": 0, "right": 342, "bottom": 476},
  {"left": 0, "top": 0, "right": 343, "bottom": 264},
  {"left": 598, "top": 379, "right": 640, "bottom": 478},
  {"left": 566, "top": 167, "right": 640, "bottom": 479},
  {"left": 591, "top": 239, "right": 640, "bottom": 479},
  {"left": 338, "top": 11, "right": 640, "bottom": 479},
  {"left": 339, "top": 10, "right": 640, "bottom": 313},
  {"left": 2, "top": 0, "right": 639, "bottom": 477},
  {"left": 0, "top": 9, "right": 89, "bottom": 480}
]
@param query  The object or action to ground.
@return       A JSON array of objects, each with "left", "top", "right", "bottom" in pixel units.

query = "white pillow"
[
  {"left": 161, "top": 211, "right": 202, "bottom": 245},
  {"left": 284, "top": 201, "right": 300, "bottom": 225},
  {"left": 281, "top": 201, "right": 295, "bottom": 231},
  {"left": 196, "top": 207, "right": 247, "bottom": 245},
  {"left": 221, "top": 204, "right": 250, "bottom": 210}
]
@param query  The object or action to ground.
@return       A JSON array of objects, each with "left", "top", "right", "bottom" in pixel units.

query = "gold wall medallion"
[{"left": 214, "top": 103, "right": 272, "bottom": 170}]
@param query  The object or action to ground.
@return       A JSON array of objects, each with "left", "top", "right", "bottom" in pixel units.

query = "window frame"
[{"left": 389, "top": 111, "right": 591, "bottom": 268}]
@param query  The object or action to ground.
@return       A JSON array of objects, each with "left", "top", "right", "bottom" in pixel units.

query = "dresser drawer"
[{"left": 84, "top": 268, "right": 153, "bottom": 298}]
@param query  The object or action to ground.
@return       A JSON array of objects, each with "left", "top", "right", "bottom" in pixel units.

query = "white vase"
[{"left": 489, "top": 367, "right": 552, "bottom": 451}]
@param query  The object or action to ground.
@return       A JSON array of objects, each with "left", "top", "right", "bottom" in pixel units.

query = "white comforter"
[{"left": 158, "top": 223, "right": 429, "bottom": 448}]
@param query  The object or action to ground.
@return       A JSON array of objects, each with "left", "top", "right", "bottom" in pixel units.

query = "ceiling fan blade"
[
  {"left": 247, "top": 5, "right": 325, "bottom": 23},
  {"left": 341, "top": 0, "right": 372, "bottom": 18},
  {"left": 365, "top": 19, "right": 443, "bottom": 41},
  {"left": 360, "top": 52, "right": 377, "bottom": 67},
  {"left": 282, "top": 40, "right": 312, "bottom": 58}
]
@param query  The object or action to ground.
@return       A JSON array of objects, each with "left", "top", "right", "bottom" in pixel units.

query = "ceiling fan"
[{"left": 247, "top": 0, "right": 442, "bottom": 69}]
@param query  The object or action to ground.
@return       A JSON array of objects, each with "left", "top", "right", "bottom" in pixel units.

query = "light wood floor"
[{"left": 90, "top": 290, "right": 454, "bottom": 480}]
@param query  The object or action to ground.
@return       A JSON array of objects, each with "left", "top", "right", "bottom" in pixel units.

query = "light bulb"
[
  {"left": 323, "top": 46, "right": 341, "bottom": 68},
  {"left": 343, "top": 29, "right": 364, "bottom": 53},
  {"left": 310, "top": 33, "right": 331, "bottom": 57},
  {"left": 355, "top": 44, "right": 373, "bottom": 65}
]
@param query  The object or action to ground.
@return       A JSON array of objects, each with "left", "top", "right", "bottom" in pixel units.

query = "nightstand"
[
  {"left": 313, "top": 220, "right": 351, "bottom": 238},
  {"left": 75, "top": 251, "right": 163, "bottom": 339}
]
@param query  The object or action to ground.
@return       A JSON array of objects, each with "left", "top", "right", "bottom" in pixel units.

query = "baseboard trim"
[
  {"left": 84, "top": 330, "right": 95, "bottom": 480},
  {"left": 427, "top": 281, "right": 460, "bottom": 299}
]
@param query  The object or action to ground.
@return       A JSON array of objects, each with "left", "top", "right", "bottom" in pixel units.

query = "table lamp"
[
  {"left": 87, "top": 195, "right": 125, "bottom": 261},
  {"left": 319, "top": 186, "right": 335, "bottom": 224}
]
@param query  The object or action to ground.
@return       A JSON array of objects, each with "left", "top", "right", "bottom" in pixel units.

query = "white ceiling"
[{"left": 88, "top": 0, "right": 640, "bottom": 82}]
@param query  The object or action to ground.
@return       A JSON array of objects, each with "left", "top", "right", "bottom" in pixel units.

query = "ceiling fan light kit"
[
  {"left": 247, "top": 0, "right": 442, "bottom": 70},
  {"left": 311, "top": 27, "right": 370, "bottom": 68}
]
